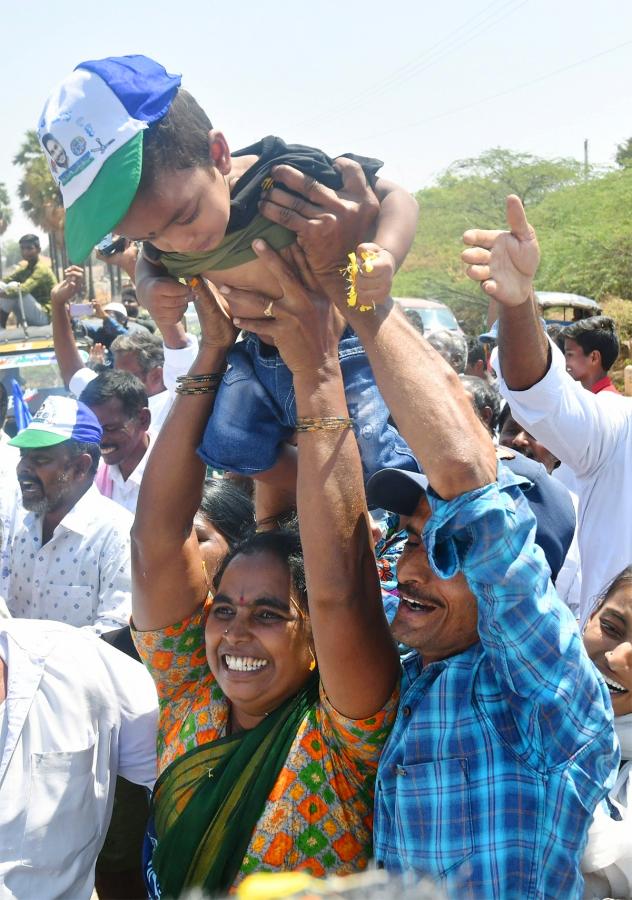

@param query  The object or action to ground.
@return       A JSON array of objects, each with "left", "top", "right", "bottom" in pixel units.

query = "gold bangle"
[
  {"left": 295, "top": 416, "right": 353, "bottom": 433},
  {"left": 176, "top": 372, "right": 224, "bottom": 387},
  {"left": 175, "top": 384, "right": 219, "bottom": 396}
]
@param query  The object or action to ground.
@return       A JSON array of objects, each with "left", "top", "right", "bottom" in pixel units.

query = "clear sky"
[{"left": 2, "top": 0, "right": 631, "bottom": 244}]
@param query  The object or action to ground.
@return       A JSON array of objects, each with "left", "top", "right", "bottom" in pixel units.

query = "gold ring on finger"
[{"left": 263, "top": 300, "right": 275, "bottom": 318}]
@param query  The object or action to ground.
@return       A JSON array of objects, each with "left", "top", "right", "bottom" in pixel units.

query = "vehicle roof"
[
  {"left": 0, "top": 325, "right": 89, "bottom": 356},
  {"left": 393, "top": 297, "right": 451, "bottom": 310},
  {"left": 535, "top": 291, "right": 602, "bottom": 312},
  {"left": 0, "top": 326, "right": 56, "bottom": 354}
]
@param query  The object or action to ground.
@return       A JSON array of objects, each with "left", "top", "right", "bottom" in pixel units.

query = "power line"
[
  {"left": 356, "top": 37, "right": 632, "bottom": 142},
  {"left": 293, "top": 0, "right": 528, "bottom": 130}
]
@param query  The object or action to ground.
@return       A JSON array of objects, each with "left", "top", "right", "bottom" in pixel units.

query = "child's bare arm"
[
  {"left": 135, "top": 251, "right": 191, "bottom": 330},
  {"left": 372, "top": 177, "right": 419, "bottom": 269},
  {"left": 354, "top": 177, "right": 419, "bottom": 306}
]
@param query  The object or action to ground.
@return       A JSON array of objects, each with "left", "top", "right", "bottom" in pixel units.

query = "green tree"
[
  {"left": 615, "top": 138, "right": 632, "bottom": 168},
  {"left": 13, "top": 130, "right": 66, "bottom": 276},
  {"left": 532, "top": 167, "right": 632, "bottom": 299},
  {"left": 394, "top": 149, "right": 586, "bottom": 333},
  {"left": 0, "top": 182, "right": 12, "bottom": 278}
]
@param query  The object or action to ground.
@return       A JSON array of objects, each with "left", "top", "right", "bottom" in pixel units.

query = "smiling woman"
[
  {"left": 130, "top": 258, "right": 399, "bottom": 896},
  {"left": 581, "top": 566, "right": 632, "bottom": 897}
]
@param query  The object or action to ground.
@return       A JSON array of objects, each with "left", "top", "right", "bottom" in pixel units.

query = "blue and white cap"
[
  {"left": 38, "top": 54, "right": 181, "bottom": 263},
  {"left": 9, "top": 396, "right": 103, "bottom": 448}
]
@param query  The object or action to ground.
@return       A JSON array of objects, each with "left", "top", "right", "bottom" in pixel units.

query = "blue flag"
[{"left": 11, "top": 379, "right": 32, "bottom": 432}]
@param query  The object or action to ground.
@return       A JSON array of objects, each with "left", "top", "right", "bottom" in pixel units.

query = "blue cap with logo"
[{"left": 9, "top": 396, "right": 103, "bottom": 448}]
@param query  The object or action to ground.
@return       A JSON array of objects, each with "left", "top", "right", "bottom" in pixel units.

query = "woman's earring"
[{"left": 309, "top": 649, "right": 316, "bottom": 672}]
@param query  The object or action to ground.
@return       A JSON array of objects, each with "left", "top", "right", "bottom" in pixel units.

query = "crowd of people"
[{"left": 0, "top": 52, "right": 630, "bottom": 900}]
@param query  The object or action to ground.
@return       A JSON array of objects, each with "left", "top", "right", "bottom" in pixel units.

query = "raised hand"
[
  {"left": 462, "top": 195, "right": 540, "bottom": 307},
  {"left": 96, "top": 238, "right": 138, "bottom": 279},
  {"left": 51, "top": 265, "right": 84, "bottom": 307}
]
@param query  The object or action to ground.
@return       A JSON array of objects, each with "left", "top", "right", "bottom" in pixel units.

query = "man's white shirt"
[
  {"left": 94, "top": 432, "right": 153, "bottom": 514},
  {"left": 0, "top": 433, "right": 19, "bottom": 601},
  {"left": 69, "top": 332, "right": 198, "bottom": 435},
  {"left": 0, "top": 619, "right": 157, "bottom": 899},
  {"left": 495, "top": 339, "right": 632, "bottom": 619},
  {"left": 4, "top": 484, "right": 132, "bottom": 633}
]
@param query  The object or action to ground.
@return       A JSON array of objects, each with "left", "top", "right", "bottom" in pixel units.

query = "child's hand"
[
  {"left": 354, "top": 243, "right": 396, "bottom": 308},
  {"left": 136, "top": 274, "right": 190, "bottom": 329}
]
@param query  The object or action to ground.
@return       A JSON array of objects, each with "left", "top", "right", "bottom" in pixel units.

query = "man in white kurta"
[{"left": 0, "top": 618, "right": 157, "bottom": 899}]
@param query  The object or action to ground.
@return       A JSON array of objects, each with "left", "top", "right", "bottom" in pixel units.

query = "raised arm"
[
  {"left": 371, "top": 177, "right": 419, "bottom": 270},
  {"left": 228, "top": 242, "right": 399, "bottom": 719},
  {"left": 462, "top": 194, "right": 547, "bottom": 391},
  {"left": 463, "top": 195, "right": 629, "bottom": 477},
  {"left": 51, "top": 266, "right": 89, "bottom": 388},
  {"left": 130, "top": 279, "right": 236, "bottom": 632}
]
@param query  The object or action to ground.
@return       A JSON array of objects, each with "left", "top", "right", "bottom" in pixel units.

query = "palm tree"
[
  {"left": 0, "top": 183, "right": 12, "bottom": 279},
  {"left": 13, "top": 130, "right": 66, "bottom": 276}
]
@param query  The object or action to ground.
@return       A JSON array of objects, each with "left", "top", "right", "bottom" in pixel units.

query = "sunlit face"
[
  {"left": 499, "top": 414, "right": 559, "bottom": 474},
  {"left": 205, "top": 552, "right": 312, "bottom": 722},
  {"left": 391, "top": 495, "right": 479, "bottom": 662},
  {"left": 87, "top": 397, "right": 149, "bottom": 468},
  {"left": 116, "top": 166, "right": 231, "bottom": 254},
  {"left": 583, "top": 584, "right": 632, "bottom": 716},
  {"left": 17, "top": 443, "right": 81, "bottom": 514},
  {"left": 564, "top": 338, "right": 591, "bottom": 383},
  {"left": 194, "top": 513, "right": 230, "bottom": 580}
]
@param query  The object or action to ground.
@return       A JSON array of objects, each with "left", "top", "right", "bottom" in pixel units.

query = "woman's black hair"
[
  {"left": 590, "top": 564, "right": 632, "bottom": 616},
  {"left": 139, "top": 89, "right": 214, "bottom": 193},
  {"left": 198, "top": 477, "right": 255, "bottom": 548},
  {"left": 212, "top": 526, "right": 307, "bottom": 613}
]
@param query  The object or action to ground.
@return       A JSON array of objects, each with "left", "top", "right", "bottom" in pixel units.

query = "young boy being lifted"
[{"left": 39, "top": 54, "right": 420, "bottom": 481}]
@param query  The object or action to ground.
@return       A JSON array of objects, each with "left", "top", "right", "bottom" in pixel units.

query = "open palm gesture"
[{"left": 462, "top": 195, "right": 540, "bottom": 307}]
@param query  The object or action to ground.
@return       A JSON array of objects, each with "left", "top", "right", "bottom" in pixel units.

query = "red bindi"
[{"left": 237, "top": 594, "right": 247, "bottom": 606}]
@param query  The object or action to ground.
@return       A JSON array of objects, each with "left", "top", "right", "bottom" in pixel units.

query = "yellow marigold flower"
[{"left": 342, "top": 250, "right": 379, "bottom": 312}]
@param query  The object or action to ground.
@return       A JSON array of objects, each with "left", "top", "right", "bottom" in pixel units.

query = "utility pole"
[{"left": 583, "top": 139, "right": 589, "bottom": 179}]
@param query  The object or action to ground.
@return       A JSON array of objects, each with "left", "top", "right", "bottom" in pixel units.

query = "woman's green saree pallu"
[{"left": 151, "top": 672, "right": 320, "bottom": 897}]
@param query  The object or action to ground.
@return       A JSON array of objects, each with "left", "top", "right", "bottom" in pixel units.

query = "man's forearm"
[
  {"left": 347, "top": 300, "right": 496, "bottom": 498},
  {"left": 52, "top": 303, "right": 84, "bottom": 387},
  {"left": 497, "top": 292, "right": 551, "bottom": 391}
]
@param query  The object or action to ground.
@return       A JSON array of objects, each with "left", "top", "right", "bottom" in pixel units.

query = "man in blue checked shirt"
[
  {"left": 349, "top": 202, "right": 618, "bottom": 896},
  {"left": 226, "top": 161, "right": 618, "bottom": 898}
]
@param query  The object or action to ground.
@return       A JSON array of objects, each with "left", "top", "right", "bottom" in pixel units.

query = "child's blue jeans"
[{"left": 198, "top": 328, "right": 419, "bottom": 482}]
